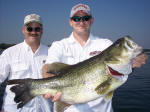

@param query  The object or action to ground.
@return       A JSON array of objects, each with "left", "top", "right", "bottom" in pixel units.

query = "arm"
[
  {"left": 0, "top": 50, "right": 10, "bottom": 84},
  {"left": 42, "top": 42, "right": 64, "bottom": 101},
  {"left": 42, "top": 64, "right": 62, "bottom": 101}
]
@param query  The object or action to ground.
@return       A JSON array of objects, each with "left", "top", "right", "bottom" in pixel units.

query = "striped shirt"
[{"left": 0, "top": 41, "right": 53, "bottom": 112}]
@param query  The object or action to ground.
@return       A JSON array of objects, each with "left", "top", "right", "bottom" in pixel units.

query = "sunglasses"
[
  {"left": 26, "top": 27, "right": 41, "bottom": 32},
  {"left": 71, "top": 16, "right": 92, "bottom": 22}
]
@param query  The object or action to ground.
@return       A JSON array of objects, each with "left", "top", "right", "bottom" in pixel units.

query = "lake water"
[
  {"left": 112, "top": 54, "right": 150, "bottom": 112},
  {"left": 0, "top": 50, "right": 150, "bottom": 112}
]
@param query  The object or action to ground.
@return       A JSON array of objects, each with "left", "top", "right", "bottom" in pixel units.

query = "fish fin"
[
  {"left": 54, "top": 101, "right": 71, "bottom": 112},
  {"left": 7, "top": 79, "right": 35, "bottom": 108},
  {"left": 47, "top": 62, "right": 70, "bottom": 75},
  {"left": 95, "top": 78, "right": 111, "bottom": 94},
  {"left": 104, "top": 91, "right": 114, "bottom": 102}
]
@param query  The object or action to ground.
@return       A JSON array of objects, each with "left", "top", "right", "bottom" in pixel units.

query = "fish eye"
[
  {"left": 124, "top": 41, "right": 132, "bottom": 50},
  {"left": 125, "top": 40, "right": 137, "bottom": 50},
  {"left": 126, "top": 41, "right": 133, "bottom": 48}
]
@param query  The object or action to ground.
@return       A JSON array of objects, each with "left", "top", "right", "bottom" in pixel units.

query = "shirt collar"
[
  {"left": 23, "top": 40, "right": 42, "bottom": 55},
  {"left": 68, "top": 32, "right": 94, "bottom": 45},
  {"left": 68, "top": 32, "right": 77, "bottom": 44},
  {"left": 23, "top": 40, "right": 31, "bottom": 52}
]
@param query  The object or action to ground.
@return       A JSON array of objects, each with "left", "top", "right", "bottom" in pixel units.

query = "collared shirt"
[
  {"left": 46, "top": 33, "right": 114, "bottom": 112},
  {"left": 0, "top": 41, "right": 53, "bottom": 112}
]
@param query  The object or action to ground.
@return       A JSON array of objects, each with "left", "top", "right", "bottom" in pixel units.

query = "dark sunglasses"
[
  {"left": 71, "top": 16, "right": 92, "bottom": 22},
  {"left": 26, "top": 27, "right": 41, "bottom": 32}
]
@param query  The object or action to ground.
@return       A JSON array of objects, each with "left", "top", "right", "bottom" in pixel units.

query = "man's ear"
[
  {"left": 90, "top": 17, "right": 94, "bottom": 24},
  {"left": 22, "top": 26, "right": 25, "bottom": 34},
  {"left": 69, "top": 19, "right": 73, "bottom": 27}
]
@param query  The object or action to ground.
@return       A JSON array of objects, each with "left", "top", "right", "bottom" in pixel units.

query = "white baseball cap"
[
  {"left": 70, "top": 4, "right": 91, "bottom": 17},
  {"left": 24, "top": 14, "right": 42, "bottom": 25}
]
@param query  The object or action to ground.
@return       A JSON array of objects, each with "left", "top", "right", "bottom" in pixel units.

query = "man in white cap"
[
  {"left": 0, "top": 14, "right": 53, "bottom": 112},
  {"left": 42, "top": 3, "right": 148, "bottom": 112}
]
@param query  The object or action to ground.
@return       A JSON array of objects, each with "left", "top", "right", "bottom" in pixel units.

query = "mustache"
[{"left": 30, "top": 34, "right": 39, "bottom": 37}]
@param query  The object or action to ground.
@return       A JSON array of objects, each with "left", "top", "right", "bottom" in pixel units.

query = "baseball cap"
[
  {"left": 70, "top": 4, "right": 91, "bottom": 17},
  {"left": 24, "top": 14, "right": 42, "bottom": 25}
]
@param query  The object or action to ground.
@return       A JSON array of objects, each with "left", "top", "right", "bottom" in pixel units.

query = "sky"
[{"left": 0, "top": 0, "right": 150, "bottom": 48}]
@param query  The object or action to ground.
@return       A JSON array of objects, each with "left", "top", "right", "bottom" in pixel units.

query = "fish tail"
[{"left": 7, "top": 78, "right": 35, "bottom": 108}]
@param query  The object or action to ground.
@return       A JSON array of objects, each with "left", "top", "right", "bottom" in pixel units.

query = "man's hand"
[
  {"left": 132, "top": 53, "right": 148, "bottom": 68},
  {"left": 42, "top": 64, "right": 56, "bottom": 78},
  {"left": 44, "top": 92, "right": 62, "bottom": 102}
]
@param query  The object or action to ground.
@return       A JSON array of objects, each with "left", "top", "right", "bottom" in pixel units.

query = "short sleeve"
[
  {"left": 0, "top": 50, "right": 11, "bottom": 83},
  {"left": 45, "top": 41, "right": 63, "bottom": 64}
]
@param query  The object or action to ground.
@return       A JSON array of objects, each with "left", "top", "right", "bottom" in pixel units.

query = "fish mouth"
[{"left": 108, "top": 66, "right": 124, "bottom": 76}]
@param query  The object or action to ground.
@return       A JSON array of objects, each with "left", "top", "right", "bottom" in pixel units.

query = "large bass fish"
[{"left": 7, "top": 36, "right": 143, "bottom": 112}]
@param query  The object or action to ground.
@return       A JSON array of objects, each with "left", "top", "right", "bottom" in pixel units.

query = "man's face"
[
  {"left": 22, "top": 22, "right": 43, "bottom": 45},
  {"left": 69, "top": 11, "right": 94, "bottom": 34}
]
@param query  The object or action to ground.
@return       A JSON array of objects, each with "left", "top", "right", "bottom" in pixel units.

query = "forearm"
[{"left": 42, "top": 64, "right": 62, "bottom": 101}]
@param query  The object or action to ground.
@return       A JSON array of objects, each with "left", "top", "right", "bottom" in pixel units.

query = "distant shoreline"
[
  {"left": 0, "top": 43, "right": 15, "bottom": 50},
  {"left": 0, "top": 43, "right": 51, "bottom": 50}
]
